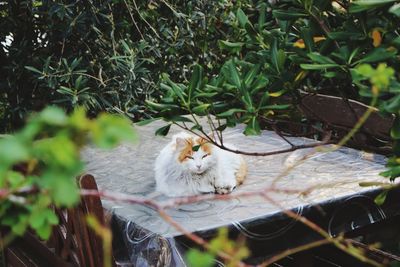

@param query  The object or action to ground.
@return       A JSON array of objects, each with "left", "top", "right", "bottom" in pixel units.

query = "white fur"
[{"left": 154, "top": 132, "right": 245, "bottom": 197}]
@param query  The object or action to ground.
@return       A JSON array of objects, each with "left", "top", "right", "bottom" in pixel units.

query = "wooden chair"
[{"left": 3, "top": 174, "right": 118, "bottom": 267}]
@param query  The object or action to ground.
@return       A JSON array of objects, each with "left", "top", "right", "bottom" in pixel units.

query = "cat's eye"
[
  {"left": 202, "top": 154, "right": 209, "bottom": 159},
  {"left": 186, "top": 156, "right": 194, "bottom": 159}
]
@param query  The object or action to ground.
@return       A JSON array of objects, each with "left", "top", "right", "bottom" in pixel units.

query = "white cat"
[{"left": 154, "top": 132, "right": 247, "bottom": 197}]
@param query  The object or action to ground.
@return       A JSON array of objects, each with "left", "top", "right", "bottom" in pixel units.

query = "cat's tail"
[{"left": 235, "top": 157, "right": 247, "bottom": 185}]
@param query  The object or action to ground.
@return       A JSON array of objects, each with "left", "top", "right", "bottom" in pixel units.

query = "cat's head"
[{"left": 174, "top": 135, "right": 215, "bottom": 174}]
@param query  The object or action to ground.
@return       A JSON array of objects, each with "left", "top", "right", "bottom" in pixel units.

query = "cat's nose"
[{"left": 196, "top": 164, "right": 201, "bottom": 169}]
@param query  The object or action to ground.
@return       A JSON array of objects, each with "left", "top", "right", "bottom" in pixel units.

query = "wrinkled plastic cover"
[{"left": 82, "top": 120, "right": 389, "bottom": 266}]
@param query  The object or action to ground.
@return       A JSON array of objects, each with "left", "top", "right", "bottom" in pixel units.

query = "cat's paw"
[{"left": 215, "top": 185, "right": 236, "bottom": 194}]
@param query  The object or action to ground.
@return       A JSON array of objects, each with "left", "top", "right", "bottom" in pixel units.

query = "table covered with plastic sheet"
[{"left": 82, "top": 120, "right": 399, "bottom": 266}]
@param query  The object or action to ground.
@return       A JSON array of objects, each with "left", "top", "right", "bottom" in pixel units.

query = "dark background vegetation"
[{"left": 0, "top": 0, "right": 254, "bottom": 130}]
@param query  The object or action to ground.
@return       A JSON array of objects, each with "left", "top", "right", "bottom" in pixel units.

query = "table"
[{"left": 82, "top": 120, "right": 399, "bottom": 266}]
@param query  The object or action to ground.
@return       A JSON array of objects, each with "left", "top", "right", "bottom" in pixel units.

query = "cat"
[{"left": 154, "top": 132, "right": 247, "bottom": 197}]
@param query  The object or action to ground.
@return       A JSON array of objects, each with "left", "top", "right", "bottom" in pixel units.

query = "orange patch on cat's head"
[
  {"left": 196, "top": 137, "right": 212, "bottom": 154},
  {"left": 176, "top": 136, "right": 213, "bottom": 162},
  {"left": 176, "top": 137, "right": 194, "bottom": 162}
]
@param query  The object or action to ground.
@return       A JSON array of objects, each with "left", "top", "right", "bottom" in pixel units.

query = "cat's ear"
[{"left": 175, "top": 137, "right": 187, "bottom": 148}]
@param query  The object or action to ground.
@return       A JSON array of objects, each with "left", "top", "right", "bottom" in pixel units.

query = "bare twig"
[
  {"left": 271, "top": 124, "right": 295, "bottom": 147},
  {"left": 131, "top": 0, "right": 160, "bottom": 38},
  {"left": 123, "top": 0, "right": 144, "bottom": 40},
  {"left": 261, "top": 193, "right": 382, "bottom": 267},
  {"left": 173, "top": 120, "right": 332, "bottom": 156},
  {"left": 259, "top": 238, "right": 332, "bottom": 266}
]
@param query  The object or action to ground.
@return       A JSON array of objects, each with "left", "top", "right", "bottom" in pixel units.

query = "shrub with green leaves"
[
  {"left": 0, "top": 0, "right": 255, "bottom": 130},
  {"left": 186, "top": 228, "right": 249, "bottom": 267},
  {"left": 146, "top": 1, "right": 400, "bottom": 179},
  {"left": 0, "top": 106, "right": 136, "bottom": 239}
]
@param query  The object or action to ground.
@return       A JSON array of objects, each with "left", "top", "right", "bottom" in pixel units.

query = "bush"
[
  {"left": 0, "top": 0, "right": 255, "bottom": 130},
  {"left": 0, "top": 106, "right": 136, "bottom": 239},
  {"left": 145, "top": 1, "right": 400, "bottom": 178}
]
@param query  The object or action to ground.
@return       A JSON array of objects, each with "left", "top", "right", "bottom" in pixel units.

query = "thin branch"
[
  {"left": 349, "top": 239, "right": 400, "bottom": 262},
  {"left": 309, "top": 11, "right": 340, "bottom": 49},
  {"left": 131, "top": 0, "right": 160, "bottom": 39},
  {"left": 335, "top": 93, "right": 378, "bottom": 148},
  {"left": 259, "top": 238, "right": 332, "bottom": 266},
  {"left": 173, "top": 121, "right": 332, "bottom": 157},
  {"left": 261, "top": 193, "right": 382, "bottom": 267},
  {"left": 123, "top": 0, "right": 144, "bottom": 40},
  {"left": 80, "top": 189, "right": 249, "bottom": 266},
  {"left": 271, "top": 124, "right": 295, "bottom": 147}
]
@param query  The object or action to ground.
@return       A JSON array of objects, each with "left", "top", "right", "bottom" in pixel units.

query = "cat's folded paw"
[{"left": 215, "top": 185, "right": 236, "bottom": 194}]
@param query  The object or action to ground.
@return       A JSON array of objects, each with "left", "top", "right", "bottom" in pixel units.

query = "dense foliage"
[
  {"left": 0, "top": 0, "right": 257, "bottom": 130},
  {"left": 0, "top": 107, "right": 135, "bottom": 239},
  {"left": 145, "top": 0, "right": 400, "bottom": 180}
]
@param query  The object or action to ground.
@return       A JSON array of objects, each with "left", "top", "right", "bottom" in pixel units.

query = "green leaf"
[
  {"left": 145, "top": 100, "right": 180, "bottom": 111},
  {"left": 155, "top": 124, "right": 171, "bottom": 136},
  {"left": 188, "top": 65, "right": 203, "bottom": 102},
  {"left": 194, "top": 92, "right": 219, "bottom": 99},
  {"left": 271, "top": 39, "right": 281, "bottom": 73},
  {"left": 36, "top": 223, "right": 52, "bottom": 240},
  {"left": 216, "top": 124, "right": 227, "bottom": 131},
  {"left": 244, "top": 117, "right": 261, "bottom": 135},
  {"left": 391, "top": 117, "right": 400, "bottom": 139},
  {"left": 37, "top": 106, "right": 68, "bottom": 126},
  {"left": 323, "top": 72, "right": 338, "bottom": 78},
  {"left": 69, "top": 107, "right": 89, "bottom": 130},
  {"left": 90, "top": 114, "right": 137, "bottom": 149},
  {"left": 300, "top": 27, "right": 314, "bottom": 52},
  {"left": 261, "top": 104, "right": 291, "bottom": 110},
  {"left": 165, "top": 116, "right": 193, "bottom": 123},
  {"left": 161, "top": 74, "right": 187, "bottom": 104},
  {"left": 7, "top": 171, "right": 25, "bottom": 189},
  {"left": 192, "top": 145, "right": 201, "bottom": 152},
  {"left": 192, "top": 104, "right": 210, "bottom": 115},
  {"left": 237, "top": 8, "right": 250, "bottom": 28},
  {"left": 389, "top": 3, "right": 400, "bottom": 16},
  {"left": 218, "top": 40, "right": 244, "bottom": 54},
  {"left": 50, "top": 175, "right": 79, "bottom": 206},
  {"left": 276, "top": 50, "right": 286, "bottom": 72},
  {"left": 307, "top": 53, "right": 337, "bottom": 64},
  {"left": 191, "top": 124, "right": 203, "bottom": 131},
  {"left": 222, "top": 60, "right": 241, "bottom": 89},
  {"left": 0, "top": 136, "right": 30, "bottom": 165},
  {"left": 250, "top": 75, "right": 269, "bottom": 93},
  {"left": 356, "top": 48, "right": 396, "bottom": 64},
  {"left": 300, "top": 63, "right": 339, "bottom": 70},
  {"left": 136, "top": 118, "right": 159, "bottom": 126},
  {"left": 186, "top": 249, "right": 214, "bottom": 267},
  {"left": 272, "top": 10, "right": 307, "bottom": 20},
  {"left": 374, "top": 190, "right": 388, "bottom": 205},
  {"left": 243, "top": 65, "right": 260, "bottom": 88},
  {"left": 12, "top": 220, "right": 28, "bottom": 236},
  {"left": 383, "top": 95, "right": 400, "bottom": 113},
  {"left": 352, "top": 0, "right": 396, "bottom": 6},
  {"left": 45, "top": 210, "right": 59, "bottom": 225},
  {"left": 258, "top": 91, "right": 270, "bottom": 110},
  {"left": 349, "top": 0, "right": 396, "bottom": 12},
  {"left": 24, "top": 66, "right": 43, "bottom": 75},
  {"left": 328, "top": 31, "right": 364, "bottom": 40},
  {"left": 29, "top": 211, "right": 47, "bottom": 229},
  {"left": 216, "top": 109, "right": 246, "bottom": 118},
  {"left": 258, "top": 3, "right": 267, "bottom": 30},
  {"left": 380, "top": 165, "right": 400, "bottom": 180},
  {"left": 355, "top": 64, "right": 374, "bottom": 77}
]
